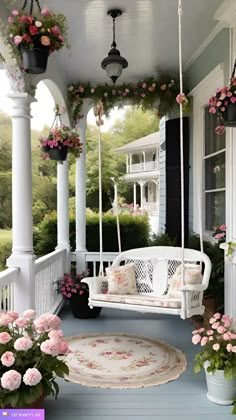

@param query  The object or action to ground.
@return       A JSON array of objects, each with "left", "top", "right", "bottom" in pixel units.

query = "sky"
[{"left": 0, "top": 70, "right": 126, "bottom": 131}]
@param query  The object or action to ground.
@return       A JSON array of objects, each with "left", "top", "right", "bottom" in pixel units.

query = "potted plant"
[
  {"left": 192, "top": 312, "right": 236, "bottom": 412},
  {"left": 7, "top": 3, "right": 69, "bottom": 74},
  {"left": 0, "top": 309, "right": 70, "bottom": 408},
  {"left": 58, "top": 273, "right": 102, "bottom": 319},
  {"left": 39, "top": 125, "right": 83, "bottom": 161},
  {"left": 208, "top": 60, "right": 236, "bottom": 134}
]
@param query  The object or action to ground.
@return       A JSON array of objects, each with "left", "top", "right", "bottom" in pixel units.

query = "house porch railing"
[
  {"left": 128, "top": 161, "right": 158, "bottom": 173},
  {"left": 71, "top": 251, "right": 119, "bottom": 276},
  {"left": 0, "top": 267, "right": 19, "bottom": 311}
]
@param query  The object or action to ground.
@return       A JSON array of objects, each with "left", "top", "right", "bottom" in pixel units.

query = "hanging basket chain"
[
  {"left": 51, "top": 105, "right": 62, "bottom": 130},
  {"left": 22, "top": 0, "right": 41, "bottom": 14},
  {"left": 230, "top": 58, "right": 236, "bottom": 80}
]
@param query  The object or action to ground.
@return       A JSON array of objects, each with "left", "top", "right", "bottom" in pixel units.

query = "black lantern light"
[{"left": 101, "top": 9, "right": 128, "bottom": 83}]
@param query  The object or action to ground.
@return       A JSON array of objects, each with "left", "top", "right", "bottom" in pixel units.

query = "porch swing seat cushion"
[{"left": 92, "top": 293, "right": 182, "bottom": 308}]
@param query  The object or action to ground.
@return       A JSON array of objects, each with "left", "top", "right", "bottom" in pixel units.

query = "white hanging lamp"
[{"left": 101, "top": 9, "right": 128, "bottom": 83}]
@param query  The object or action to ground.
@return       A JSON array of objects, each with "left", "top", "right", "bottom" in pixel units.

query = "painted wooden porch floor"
[{"left": 45, "top": 306, "right": 232, "bottom": 420}]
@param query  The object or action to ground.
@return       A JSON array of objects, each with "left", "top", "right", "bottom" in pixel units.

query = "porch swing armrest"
[
  {"left": 82, "top": 276, "right": 107, "bottom": 294},
  {"left": 180, "top": 284, "right": 207, "bottom": 292}
]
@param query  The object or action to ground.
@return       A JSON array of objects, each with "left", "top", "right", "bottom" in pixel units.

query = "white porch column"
[
  {"left": 133, "top": 182, "right": 137, "bottom": 208},
  {"left": 56, "top": 160, "right": 70, "bottom": 272},
  {"left": 126, "top": 154, "right": 129, "bottom": 173},
  {"left": 143, "top": 151, "right": 146, "bottom": 170},
  {"left": 75, "top": 117, "right": 87, "bottom": 273},
  {"left": 129, "top": 153, "right": 132, "bottom": 172},
  {"left": 7, "top": 93, "right": 36, "bottom": 314},
  {"left": 138, "top": 181, "right": 145, "bottom": 209}
]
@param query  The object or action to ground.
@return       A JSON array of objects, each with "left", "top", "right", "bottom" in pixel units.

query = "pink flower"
[
  {"left": 29, "top": 25, "right": 38, "bottom": 35},
  {"left": 0, "top": 314, "right": 16, "bottom": 326},
  {"left": 213, "top": 343, "right": 220, "bottom": 351},
  {"left": 215, "top": 233, "right": 224, "bottom": 239},
  {"left": 212, "top": 322, "right": 220, "bottom": 329},
  {"left": 40, "top": 339, "right": 59, "bottom": 356},
  {"left": 232, "top": 346, "right": 236, "bottom": 353},
  {"left": 215, "top": 125, "right": 225, "bottom": 135},
  {"left": 22, "top": 34, "right": 31, "bottom": 43},
  {"left": 209, "top": 317, "right": 216, "bottom": 324},
  {"left": 141, "top": 93, "right": 146, "bottom": 98},
  {"left": 0, "top": 332, "right": 11, "bottom": 344},
  {"left": 160, "top": 84, "right": 167, "bottom": 91},
  {"left": 41, "top": 36, "right": 50, "bottom": 46},
  {"left": 1, "top": 351, "right": 15, "bottom": 367},
  {"left": 57, "top": 341, "right": 69, "bottom": 355},
  {"left": 192, "top": 334, "right": 201, "bottom": 345},
  {"left": 217, "top": 326, "right": 226, "bottom": 334},
  {"left": 230, "top": 96, "right": 236, "bottom": 103},
  {"left": 11, "top": 10, "right": 19, "bottom": 16},
  {"left": 8, "top": 17, "right": 14, "bottom": 23},
  {"left": 15, "top": 318, "right": 28, "bottom": 328},
  {"left": 41, "top": 8, "right": 51, "bottom": 16},
  {"left": 198, "top": 328, "right": 205, "bottom": 333},
  {"left": 23, "top": 309, "right": 36, "bottom": 320},
  {"left": 206, "top": 330, "right": 214, "bottom": 336},
  {"left": 176, "top": 93, "right": 188, "bottom": 106},
  {"left": 14, "top": 337, "right": 33, "bottom": 351},
  {"left": 23, "top": 368, "right": 42, "bottom": 386},
  {"left": 13, "top": 35, "right": 23, "bottom": 46},
  {"left": 209, "top": 107, "right": 216, "bottom": 114},
  {"left": 227, "top": 343, "right": 233, "bottom": 352},
  {"left": 201, "top": 337, "right": 208, "bottom": 346},
  {"left": 1, "top": 370, "right": 21, "bottom": 391},
  {"left": 220, "top": 224, "right": 227, "bottom": 232},
  {"left": 223, "top": 333, "right": 230, "bottom": 340},
  {"left": 48, "top": 330, "right": 64, "bottom": 341},
  {"left": 142, "top": 83, "right": 147, "bottom": 89},
  {"left": 50, "top": 26, "right": 61, "bottom": 36},
  {"left": 213, "top": 312, "right": 221, "bottom": 319}
]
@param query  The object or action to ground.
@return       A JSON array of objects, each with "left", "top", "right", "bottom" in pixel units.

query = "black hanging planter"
[
  {"left": 19, "top": 42, "right": 50, "bottom": 74},
  {"left": 48, "top": 148, "right": 68, "bottom": 161},
  {"left": 69, "top": 292, "right": 102, "bottom": 319},
  {"left": 224, "top": 103, "right": 236, "bottom": 127}
]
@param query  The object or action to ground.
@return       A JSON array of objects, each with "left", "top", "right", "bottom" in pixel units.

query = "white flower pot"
[{"left": 205, "top": 368, "right": 236, "bottom": 405}]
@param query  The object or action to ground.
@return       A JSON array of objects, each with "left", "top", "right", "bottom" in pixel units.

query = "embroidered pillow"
[
  {"left": 168, "top": 264, "right": 202, "bottom": 298},
  {"left": 106, "top": 263, "right": 137, "bottom": 295}
]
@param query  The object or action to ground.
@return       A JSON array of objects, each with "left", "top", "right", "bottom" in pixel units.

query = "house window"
[{"left": 204, "top": 108, "right": 225, "bottom": 231}]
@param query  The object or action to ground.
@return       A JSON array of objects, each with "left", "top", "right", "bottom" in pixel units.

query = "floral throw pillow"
[
  {"left": 167, "top": 264, "right": 202, "bottom": 298},
  {"left": 106, "top": 263, "right": 137, "bottom": 295}
]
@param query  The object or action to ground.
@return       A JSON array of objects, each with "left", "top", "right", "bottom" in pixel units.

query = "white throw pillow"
[
  {"left": 167, "top": 264, "right": 202, "bottom": 298},
  {"left": 106, "top": 263, "right": 137, "bottom": 295}
]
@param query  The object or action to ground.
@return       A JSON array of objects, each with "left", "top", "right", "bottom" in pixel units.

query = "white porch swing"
[{"left": 83, "top": 0, "right": 212, "bottom": 320}]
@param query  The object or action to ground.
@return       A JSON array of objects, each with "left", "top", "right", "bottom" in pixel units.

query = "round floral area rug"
[{"left": 64, "top": 333, "right": 187, "bottom": 389}]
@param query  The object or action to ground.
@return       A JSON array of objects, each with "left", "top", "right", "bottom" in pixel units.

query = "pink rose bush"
[
  {"left": 0, "top": 310, "right": 70, "bottom": 408},
  {"left": 39, "top": 125, "right": 83, "bottom": 160},
  {"left": 7, "top": 7, "right": 69, "bottom": 55},
  {"left": 208, "top": 76, "right": 236, "bottom": 135},
  {"left": 192, "top": 312, "right": 236, "bottom": 380}
]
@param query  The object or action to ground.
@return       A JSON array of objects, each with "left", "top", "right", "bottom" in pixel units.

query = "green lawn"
[{"left": 0, "top": 229, "right": 12, "bottom": 246}]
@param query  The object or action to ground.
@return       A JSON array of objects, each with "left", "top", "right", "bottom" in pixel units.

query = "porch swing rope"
[{"left": 98, "top": 122, "right": 104, "bottom": 276}]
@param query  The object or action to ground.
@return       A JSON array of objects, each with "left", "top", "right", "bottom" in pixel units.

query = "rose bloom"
[
  {"left": 0, "top": 314, "right": 16, "bottom": 326},
  {"left": 15, "top": 318, "right": 28, "bottom": 328},
  {"left": 40, "top": 36, "right": 50, "bottom": 46},
  {"left": 0, "top": 332, "right": 11, "bottom": 344},
  {"left": 23, "top": 368, "right": 42, "bottom": 386},
  {"left": 11, "top": 9, "right": 19, "bottom": 16},
  {"left": 35, "top": 20, "right": 42, "bottom": 28},
  {"left": 48, "top": 330, "right": 64, "bottom": 341},
  {"left": 57, "top": 341, "right": 69, "bottom": 355},
  {"left": 192, "top": 334, "right": 201, "bottom": 345},
  {"left": 14, "top": 337, "right": 33, "bottom": 351},
  {"left": 23, "top": 309, "right": 36, "bottom": 320},
  {"left": 13, "top": 35, "right": 23, "bottom": 45},
  {"left": 1, "top": 370, "right": 21, "bottom": 391},
  {"left": 1, "top": 351, "right": 15, "bottom": 367},
  {"left": 41, "top": 8, "right": 51, "bottom": 16},
  {"left": 41, "top": 339, "right": 59, "bottom": 356},
  {"left": 213, "top": 343, "right": 220, "bottom": 351}
]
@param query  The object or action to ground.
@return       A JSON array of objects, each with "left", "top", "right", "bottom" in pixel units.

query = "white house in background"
[{"left": 115, "top": 132, "right": 160, "bottom": 234}]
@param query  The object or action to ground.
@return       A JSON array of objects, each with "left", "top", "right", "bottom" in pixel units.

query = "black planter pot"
[
  {"left": 48, "top": 148, "right": 68, "bottom": 161},
  {"left": 224, "top": 103, "right": 236, "bottom": 127},
  {"left": 19, "top": 42, "right": 50, "bottom": 74},
  {"left": 69, "top": 292, "right": 102, "bottom": 319}
]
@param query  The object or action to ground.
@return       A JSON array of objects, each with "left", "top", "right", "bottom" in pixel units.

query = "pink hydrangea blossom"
[
  {"left": 40, "top": 339, "right": 59, "bottom": 356},
  {"left": 14, "top": 337, "right": 33, "bottom": 351},
  {"left": 0, "top": 332, "right": 11, "bottom": 344},
  {"left": 1, "top": 370, "right": 21, "bottom": 391},
  {"left": 0, "top": 314, "right": 16, "bottom": 326},
  {"left": 48, "top": 330, "right": 64, "bottom": 341},
  {"left": 15, "top": 318, "right": 28, "bottom": 328},
  {"left": 23, "top": 309, "right": 36, "bottom": 320},
  {"left": 23, "top": 368, "right": 42, "bottom": 386}
]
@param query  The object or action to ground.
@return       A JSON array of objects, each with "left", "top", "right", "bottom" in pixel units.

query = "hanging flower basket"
[
  {"left": 39, "top": 106, "right": 83, "bottom": 162},
  {"left": 7, "top": 0, "right": 69, "bottom": 74},
  {"left": 209, "top": 59, "right": 236, "bottom": 134}
]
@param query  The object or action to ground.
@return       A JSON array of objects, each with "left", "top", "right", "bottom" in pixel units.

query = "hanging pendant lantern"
[{"left": 101, "top": 9, "right": 128, "bottom": 84}]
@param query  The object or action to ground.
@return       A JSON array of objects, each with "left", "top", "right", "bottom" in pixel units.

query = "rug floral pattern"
[{"left": 64, "top": 333, "right": 187, "bottom": 389}]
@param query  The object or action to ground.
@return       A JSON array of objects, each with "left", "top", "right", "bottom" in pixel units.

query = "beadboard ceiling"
[{"left": 6, "top": 0, "right": 224, "bottom": 84}]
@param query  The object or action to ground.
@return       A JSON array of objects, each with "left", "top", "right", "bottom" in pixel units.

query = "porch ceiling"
[{"left": 6, "top": 0, "right": 223, "bottom": 84}]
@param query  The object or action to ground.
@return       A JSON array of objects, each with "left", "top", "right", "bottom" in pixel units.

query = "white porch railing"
[
  {"left": 128, "top": 161, "right": 158, "bottom": 173},
  {"left": 71, "top": 252, "right": 119, "bottom": 276},
  {"left": 0, "top": 268, "right": 19, "bottom": 311},
  {"left": 142, "top": 202, "right": 159, "bottom": 213},
  {"left": 35, "top": 249, "right": 67, "bottom": 315}
]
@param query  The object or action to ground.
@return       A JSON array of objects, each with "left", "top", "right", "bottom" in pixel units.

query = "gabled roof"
[{"left": 115, "top": 132, "right": 160, "bottom": 153}]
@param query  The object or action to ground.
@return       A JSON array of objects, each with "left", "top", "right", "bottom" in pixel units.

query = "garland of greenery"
[{"left": 67, "top": 74, "right": 182, "bottom": 126}]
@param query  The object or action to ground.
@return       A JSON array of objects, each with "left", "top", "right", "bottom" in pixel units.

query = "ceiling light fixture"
[{"left": 101, "top": 9, "right": 128, "bottom": 84}]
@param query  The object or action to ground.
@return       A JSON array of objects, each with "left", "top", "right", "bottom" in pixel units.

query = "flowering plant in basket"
[
  {"left": 192, "top": 312, "right": 236, "bottom": 379},
  {"left": 0, "top": 309, "right": 70, "bottom": 408},
  {"left": 7, "top": 6, "right": 69, "bottom": 54},
  {"left": 58, "top": 273, "right": 89, "bottom": 299},
  {"left": 39, "top": 125, "right": 83, "bottom": 160}
]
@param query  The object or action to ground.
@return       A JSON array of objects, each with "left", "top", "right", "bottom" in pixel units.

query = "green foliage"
[
  {"left": 34, "top": 211, "right": 150, "bottom": 256},
  {"left": 68, "top": 75, "right": 181, "bottom": 126},
  {"left": 149, "top": 233, "right": 177, "bottom": 247},
  {"left": 0, "top": 241, "right": 12, "bottom": 272}
]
